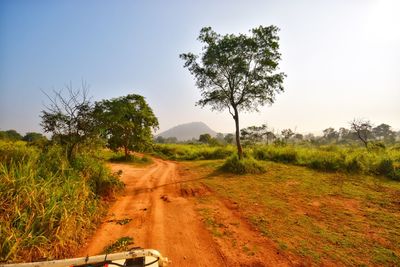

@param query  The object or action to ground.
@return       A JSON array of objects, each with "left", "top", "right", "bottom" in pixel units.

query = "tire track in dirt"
[{"left": 79, "top": 158, "right": 226, "bottom": 266}]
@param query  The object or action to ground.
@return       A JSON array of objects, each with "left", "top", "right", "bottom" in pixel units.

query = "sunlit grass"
[
  {"left": 184, "top": 160, "right": 400, "bottom": 266},
  {"left": 152, "top": 143, "right": 235, "bottom": 160},
  {"left": 0, "top": 141, "right": 123, "bottom": 262},
  {"left": 153, "top": 143, "right": 400, "bottom": 180}
]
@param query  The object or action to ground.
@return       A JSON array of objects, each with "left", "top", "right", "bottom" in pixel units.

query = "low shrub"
[
  {"left": 374, "top": 158, "right": 395, "bottom": 178},
  {"left": 308, "top": 152, "right": 344, "bottom": 172},
  {"left": 344, "top": 155, "right": 363, "bottom": 173},
  {"left": 220, "top": 154, "right": 265, "bottom": 174}
]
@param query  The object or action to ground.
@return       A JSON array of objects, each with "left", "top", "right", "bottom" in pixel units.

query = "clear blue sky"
[{"left": 1, "top": 0, "right": 399, "bottom": 135}]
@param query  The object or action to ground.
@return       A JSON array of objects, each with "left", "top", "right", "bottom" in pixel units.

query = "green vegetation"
[
  {"left": 184, "top": 160, "right": 400, "bottom": 266},
  {"left": 153, "top": 143, "right": 400, "bottom": 179},
  {"left": 94, "top": 94, "right": 159, "bottom": 159},
  {"left": 0, "top": 130, "right": 47, "bottom": 144},
  {"left": 152, "top": 143, "right": 235, "bottom": 161},
  {"left": 0, "top": 140, "right": 123, "bottom": 262},
  {"left": 252, "top": 144, "right": 400, "bottom": 180},
  {"left": 1, "top": 86, "right": 162, "bottom": 262}
]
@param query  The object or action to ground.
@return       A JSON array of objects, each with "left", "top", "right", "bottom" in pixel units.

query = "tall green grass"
[
  {"left": 152, "top": 143, "right": 400, "bottom": 180},
  {"left": 253, "top": 144, "right": 400, "bottom": 180},
  {"left": 152, "top": 143, "right": 235, "bottom": 160},
  {"left": 0, "top": 141, "right": 123, "bottom": 262}
]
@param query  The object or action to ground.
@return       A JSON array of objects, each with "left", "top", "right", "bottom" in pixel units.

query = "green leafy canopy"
[
  {"left": 180, "top": 25, "right": 286, "bottom": 114},
  {"left": 94, "top": 94, "right": 159, "bottom": 155}
]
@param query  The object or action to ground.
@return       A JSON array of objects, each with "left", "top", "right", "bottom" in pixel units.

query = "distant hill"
[{"left": 157, "top": 122, "right": 217, "bottom": 141}]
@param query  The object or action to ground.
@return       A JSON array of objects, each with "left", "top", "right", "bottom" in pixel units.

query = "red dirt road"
[{"left": 79, "top": 158, "right": 293, "bottom": 266}]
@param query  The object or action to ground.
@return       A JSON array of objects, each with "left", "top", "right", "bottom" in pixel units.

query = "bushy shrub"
[
  {"left": 308, "top": 153, "right": 343, "bottom": 172},
  {"left": 344, "top": 155, "right": 363, "bottom": 173},
  {"left": 375, "top": 158, "right": 395, "bottom": 178},
  {"left": 220, "top": 154, "right": 265, "bottom": 174}
]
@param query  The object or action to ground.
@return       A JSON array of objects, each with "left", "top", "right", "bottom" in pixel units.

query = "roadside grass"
[
  {"left": 252, "top": 144, "right": 400, "bottom": 181},
  {"left": 0, "top": 141, "right": 123, "bottom": 262},
  {"left": 182, "top": 160, "right": 400, "bottom": 266}
]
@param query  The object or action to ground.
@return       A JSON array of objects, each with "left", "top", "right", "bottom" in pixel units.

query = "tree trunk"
[
  {"left": 124, "top": 146, "right": 129, "bottom": 159},
  {"left": 67, "top": 142, "right": 77, "bottom": 162},
  {"left": 362, "top": 139, "right": 368, "bottom": 149},
  {"left": 233, "top": 109, "right": 243, "bottom": 160}
]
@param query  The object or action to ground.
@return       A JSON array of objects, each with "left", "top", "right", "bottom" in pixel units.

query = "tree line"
[
  {"left": 240, "top": 120, "right": 399, "bottom": 147},
  {"left": 1, "top": 85, "right": 159, "bottom": 161},
  {"left": 0, "top": 130, "right": 47, "bottom": 143},
  {"left": 155, "top": 120, "right": 399, "bottom": 148}
]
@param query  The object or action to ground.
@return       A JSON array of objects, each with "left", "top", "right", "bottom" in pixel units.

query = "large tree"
[
  {"left": 94, "top": 94, "right": 159, "bottom": 158},
  {"left": 180, "top": 26, "right": 285, "bottom": 159}
]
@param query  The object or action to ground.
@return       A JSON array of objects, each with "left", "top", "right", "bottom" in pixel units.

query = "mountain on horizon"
[{"left": 156, "top": 122, "right": 217, "bottom": 141}]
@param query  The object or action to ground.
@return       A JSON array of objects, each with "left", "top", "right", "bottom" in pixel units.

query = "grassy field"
[
  {"left": 181, "top": 159, "right": 400, "bottom": 266},
  {"left": 154, "top": 143, "right": 400, "bottom": 180}
]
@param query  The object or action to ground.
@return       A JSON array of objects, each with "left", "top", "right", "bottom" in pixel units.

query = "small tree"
[
  {"left": 41, "top": 83, "right": 97, "bottom": 160},
  {"left": 265, "top": 131, "right": 276, "bottom": 145},
  {"left": 293, "top": 133, "right": 304, "bottom": 142},
  {"left": 215, "top": 133, "right": 225, "bottom": 142},
  {"left": 281, "top": 128, "right": 294, "bottom": 143},
  {"left": 180, "top": 26, "right": 285, "bottom": 159},
  {"left": 224, "top": 133, "right": 234, "bottom": 144},
  {"left": 94, "top": 94, "right": 159, "bottom": 158},
  {"left": 350, "top": 119, "right": 372, "bottom": 148},
  {"left": 199, "top": 133, "right": 212, "bottom": 143},
  {"left": 323, "top": 127, "right": 339, "bottom": 143},
  {"left": 240, "top": 124, "right": 268, "bottom": 145}
]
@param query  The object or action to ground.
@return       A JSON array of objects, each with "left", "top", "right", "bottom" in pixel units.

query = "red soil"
[{"left": 79, "top": 158, "right": 294, "bottom": 266}]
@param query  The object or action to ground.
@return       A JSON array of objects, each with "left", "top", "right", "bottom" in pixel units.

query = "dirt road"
[{"left": 80, "top": 158, "right": 293, "bottom": 266}]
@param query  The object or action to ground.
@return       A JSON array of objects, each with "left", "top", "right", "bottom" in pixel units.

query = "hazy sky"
[{"left": 0, "top": 0, "right": 399, "bottom": 135}]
